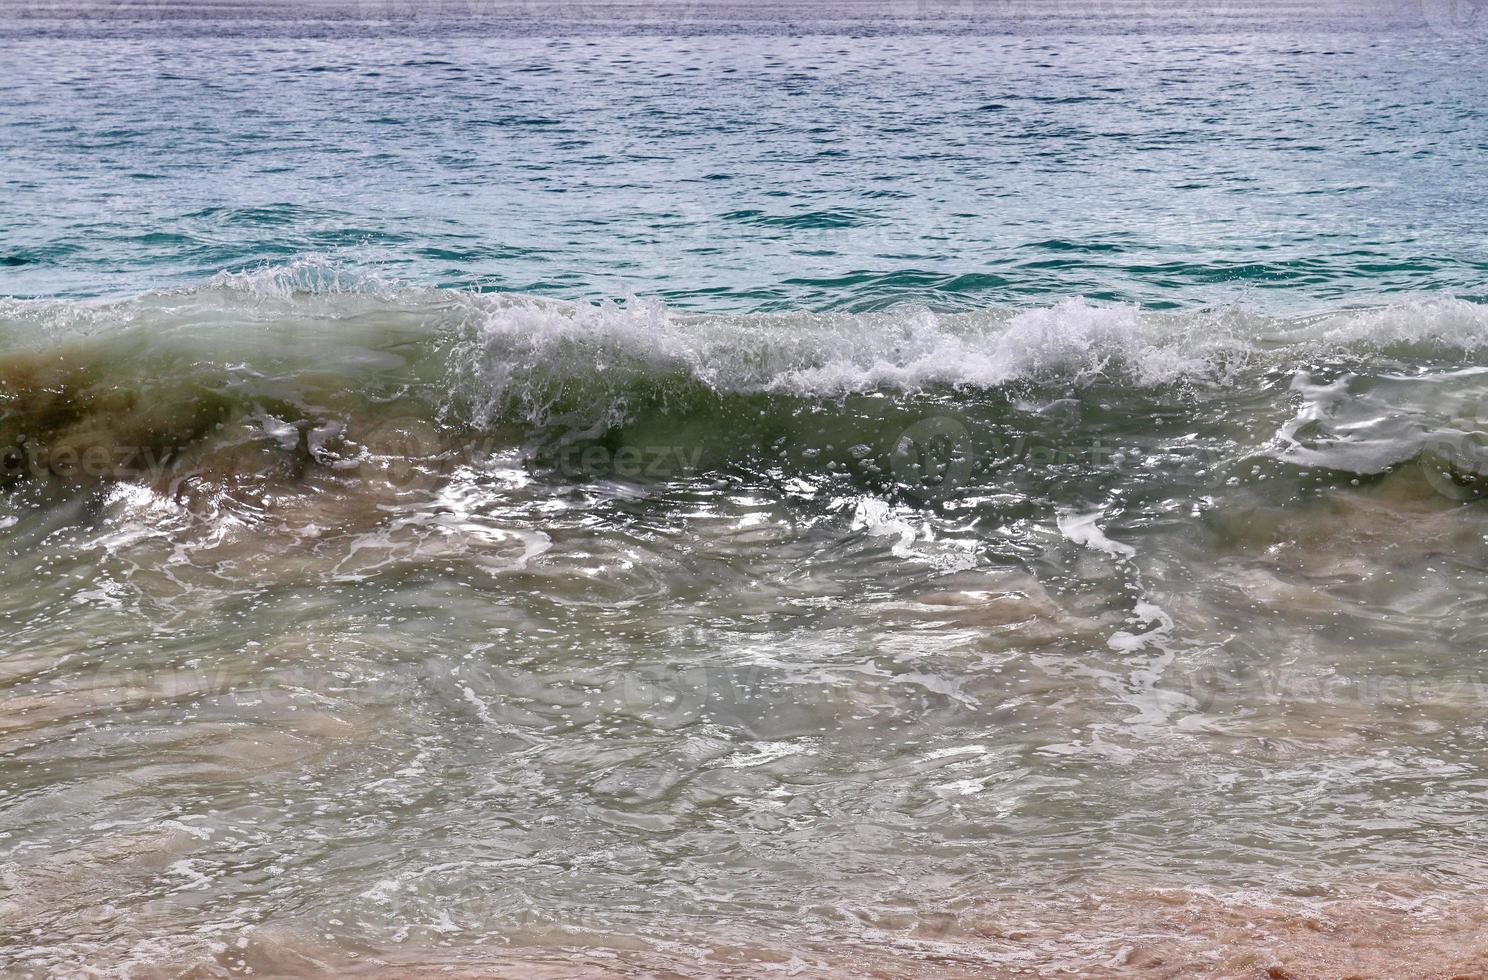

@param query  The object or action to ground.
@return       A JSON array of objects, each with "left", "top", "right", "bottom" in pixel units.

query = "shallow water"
[{"left": 5, "top": 2, "right": 1488, "bottom": 977}]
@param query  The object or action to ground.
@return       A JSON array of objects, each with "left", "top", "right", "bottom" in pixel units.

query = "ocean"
[{"left": 3, "top": 1, "right": 1488, "bottom": 975}]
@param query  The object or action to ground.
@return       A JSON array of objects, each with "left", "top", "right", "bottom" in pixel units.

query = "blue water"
[{"left": 3, "top": 1, "right": 1486, "bottom": 310}]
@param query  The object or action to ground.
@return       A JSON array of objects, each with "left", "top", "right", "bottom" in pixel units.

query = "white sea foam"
[
  {"left": 452, "top": 294, "right": 1265, "bottom": 420},
  {"left": 6, "top": 270, "right": 1488, "bottom": 430},
  {"left": 447, "top": 292, "right": 1488, "bottom": 420},
  {"left": 1056, "top": 508, "right": 1136, "bottom": 559}
]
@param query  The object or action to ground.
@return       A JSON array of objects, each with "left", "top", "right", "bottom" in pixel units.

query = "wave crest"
[{"left": 3, "top": 270, "right": 1488, "bottom": 494}]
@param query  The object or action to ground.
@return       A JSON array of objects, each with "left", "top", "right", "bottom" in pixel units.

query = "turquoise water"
[
  {"left": 6, "top": 3, "right": 1488, "bottom": 977},
  {"left": 4, "top": 3, "right": 1487, "bottom": 310}
]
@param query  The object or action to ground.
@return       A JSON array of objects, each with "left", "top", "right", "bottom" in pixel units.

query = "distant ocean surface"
[
  {"left": 5, "top": 2, "right": 1488, "bottom": 977},
  {"left": 4, "top": 0, "right": 1487, "bottom": 309}
]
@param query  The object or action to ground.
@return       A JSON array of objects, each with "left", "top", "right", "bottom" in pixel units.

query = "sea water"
[{"left": 4, "top": 1, "right": 1488, "bottom": 975}]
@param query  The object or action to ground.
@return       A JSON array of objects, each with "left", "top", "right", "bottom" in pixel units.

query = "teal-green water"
[
  {"left": 5, "top": 3, "right": 1488, "bottom": 976},
  {"left": 5, "top": 2, "right": 1488, "bottom": 310}
]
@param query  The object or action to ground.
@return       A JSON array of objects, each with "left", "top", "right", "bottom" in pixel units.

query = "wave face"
[{"left": 6, "top": 276, "right": 1488, "bottom": 495}]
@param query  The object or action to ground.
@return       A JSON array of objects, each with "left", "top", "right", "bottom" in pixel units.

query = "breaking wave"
[{"left": 4, "top": 263, "right": 1488, "bottom": 496}]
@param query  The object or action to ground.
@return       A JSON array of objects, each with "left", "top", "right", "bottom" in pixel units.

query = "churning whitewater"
[{"left": 8, "top": 270, "right": 1488, "bottom": 975}]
